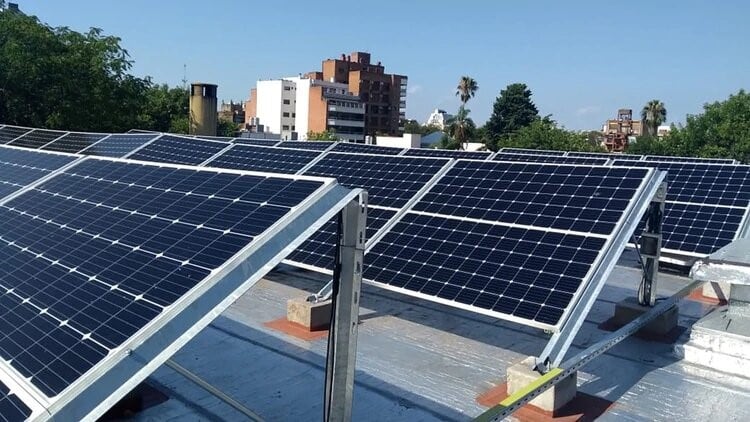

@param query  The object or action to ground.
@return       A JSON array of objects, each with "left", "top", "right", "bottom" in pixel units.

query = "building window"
[
  {"left": 284, "top": 86, "right": 291, "bottom": 91},
  {"left": 292, "top": 125, "right": 296, "bottom": 131},
  {"left": 283, "top": 99, "right": 291, "bottom": 105},
  {"left": 283, "top": 112, "right": 290, "bottom": 117},
  {"left": 282, "top": 125, "right": 290, "bottom": 130},
  {"left": 292, "top": 113, "right": 296, "bottom": 117}
]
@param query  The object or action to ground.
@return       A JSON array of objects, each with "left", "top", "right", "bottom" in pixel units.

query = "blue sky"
[{"left": 18, "top": 0, "right": 750, "bottom": 130}]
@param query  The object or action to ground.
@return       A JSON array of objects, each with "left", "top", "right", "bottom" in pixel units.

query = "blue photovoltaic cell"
[
  {"left": 500, "top": 148, "right": 566, "bottom": 156},
  {"left": 195, "top": 135, "right": 233, "bottom": 142},
  {"left": 652, "top": 202, "right": 745, "bottom": 255},
  {"left": 42, "top": 132, "right": 107, "bottom": 153},
  {"left": 287, "top": 207, "right": 396, "bottom": 270},
  {"left": 206, "top": 144, "right": 322, "bottom": 174},
  {"left": 303, "top": 152, "right": 450, "bottom": 208},
  {"left": 277, "top": 141, "right": 334, "bottom": 150},
  {"left": 415, "top": 161, "right": 649, "bottom": 235},
  {"left": 232, "top": 138, "right": 280, "bottom": 147},
  {"left": 0, "top": 146, "right": 77, "bottom": 200},
  {"left": 612, "top": 160, "right": 750, "bottom": 207},
  {"left": 331, "top": 142, "right": 404, "bottom": 155},
  {"left": 0, "top": 127, "right": 32, "bottom": 145},
  {"left": 644, "top": 155, "right": 736, "bottom": 164},
  {"left": 80, "top": 134, "right": 157, "bottom": 158},
  {"left": 403, "top": 148, "right": 492, "bottom": 159},
  {"left": 493, "top": 153, "right": 609, "bottom": 165},
  {"left": 567, "top": 151, "right": 643, "bottom": 160},
  {"left": 8, "top": 129, "right": 66, "bottom": 149},
  {"left": 0, "top": 381, "right": 30, "bottom": 421},
  {"left": 363, "top": 161, "right": 652, "bottom": 328},
  {"left": 0, "top": 158, "right": 324, "bottom": 397},
  {"left": 128, "top": 135, "right": 229, "bottom": 165}
]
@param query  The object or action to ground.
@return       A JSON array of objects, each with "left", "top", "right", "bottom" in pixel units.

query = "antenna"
[{"left": 182, "top": 64, "right": 187, "bottom": 90}]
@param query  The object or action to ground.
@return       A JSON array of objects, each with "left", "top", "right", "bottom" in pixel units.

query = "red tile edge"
[{"left": 264, "top": 318, "right": 329, "bottom": 341}]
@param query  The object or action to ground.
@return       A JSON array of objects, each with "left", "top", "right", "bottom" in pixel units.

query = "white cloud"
[
  {"left": 576, "top": 105, "right": 600, "bottom": 116},
  {"left": 407, "top": 84, "right": 422, "bottom": 94}
]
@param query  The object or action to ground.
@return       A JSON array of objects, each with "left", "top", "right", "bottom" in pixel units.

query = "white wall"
[
  {"left": 375, "top": 133, "right": 421, "bottom": 149},
  {"left": 285, "top": 77, "right": 310, "bottom": 139},
  {"left": 256, "top": 80, "right": 283, "bottom": 134}
]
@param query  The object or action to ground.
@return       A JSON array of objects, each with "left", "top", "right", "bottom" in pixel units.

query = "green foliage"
[
  {"left": 403, "top": 119, "right": 441, "bottom": 135},
  {"left": 493, "top": 119, "right": 603, "bottom": 152},
  {"left": 485, "top": 83, "right": 539, "bottom": 139},
  {"left": 641, "top": 99, "right": 667, "bottom": 136},
  {"left": 629, "top": 91, "right": 750, "bottom": 162},
  {"left": 216, "top": 118, "right": 238, "bottom": 137},
  {"left": 0, "top": 8, "right": 190, "bottom": 133},
  {"left": 456, "top": 76, "right": 478, "bottom": 105},
  {"left": 444, "top": 106, "right": 475, "bottom": 150},
  {"left": 437, "top": 133, "right": 462, "bottom": 150},
  {"left": 307, "top": 130, "right": 339, "bottom": 141}
]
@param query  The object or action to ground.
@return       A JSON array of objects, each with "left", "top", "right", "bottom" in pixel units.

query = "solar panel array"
[
  {"left": 127, "top": 134, "right": 229, "bottom": 165},
  {"left": 0, "top": 150, "right": 342, "bottom": 420},
  {"left": 500, "top": 148, "right": 567, "bottom": 156},
  {"left": 403, "top": 148, "right": 492, "bottom": 159},
  {"left": 614, "top": 160, "right": 750, "bottom": 256},
  {"left": 277, "top": 141, "right": 334, "bottom": 150},
  {"left": 8, "top": 129, "right": 65, "bottom": 149},
  {"left": 205, "top": 144, "right": 323, "bottom": 174},
  {"left": 0, "top": 126, "right": 31, "bottom": 144},
  {"left": 567, "top": 151, "right": 643, "bottom": 160},
  {"left": 493, "top": 152, "right": 609, "bottom": 165},
  {"left": 232, "top": 138, "right": 281, "bottom": 147},
  {"left": 79, "top": 134, "right": 159, "bottom": 157},
  {"left": 285, "top": 153, "right": 451, "bottom": 272},
  {"left": 332, "top": 142, "right": 404, "bottom": 155},
  {"left": 41, "top": 132, "right": 108, "bottom": 153},
  {"left": 0, "top": 146, "right": 78, "bottom": 199},
  {"left": 643, "top": 155, "right": 736, "bottom": 164}
]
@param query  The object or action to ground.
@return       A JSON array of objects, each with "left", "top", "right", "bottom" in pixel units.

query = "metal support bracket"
[
  {"left": 324, "top": 192, "right": 367, "bottom": 422},
  {"left": 637, "top": 182, "right": 666, "bottom": 306}
]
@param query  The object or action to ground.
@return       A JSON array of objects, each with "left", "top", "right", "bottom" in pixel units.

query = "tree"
[
  {"left": 444, "top": 106, "right": 476, "bottom": 150},
  {"left": 495, "top": 119, "right": 603, "bottom": 152},
  {"left": 641, "top": 100, "right": 667, "bottom": 136},
  {"left": 659, "top": 90, "right": 750, "bottom": 162},
  {"left": 456, "top": 76, "right": 478, "bottom": 105},
  {"left": 139, "top": 84, "right": 189, "bottom": 132},
  {"left": 485, "top": 83, "right": 539, "bottom": 139},
  {"left": 217, "top": 118, "right": 238, "bottom": 137},
  {"left": 403, "top": 119, "right": 441, "bottom": 135},
  {"left": 307, "top": 130, "right": 339, "bottom": 141}
]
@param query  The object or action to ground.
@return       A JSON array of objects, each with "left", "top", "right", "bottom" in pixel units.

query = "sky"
[{"left": 18, "top": 0, "right": 750, "bottom": 130}]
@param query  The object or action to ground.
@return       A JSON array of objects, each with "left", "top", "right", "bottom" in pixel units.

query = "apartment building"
[{"left": 321, "top": 52, "right": 407, "bottom": 136}]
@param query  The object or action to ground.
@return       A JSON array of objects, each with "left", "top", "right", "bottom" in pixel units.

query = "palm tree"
[
  {"left": 641, "top": 100, "right": 667, "bottom": 136},
  {"left": 446, "top": 106, "right": 476, "bottom": 150},
  {"left": 456, "top": 76, "right": 478, "bottom": 106}
]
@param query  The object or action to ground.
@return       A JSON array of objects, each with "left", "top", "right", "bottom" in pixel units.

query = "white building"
[
  {"left": 425, "top": 109, "right": 453, "bottom": 129},
  {"left": 253, "top": 79, "right": 297, "bottom": 140}
]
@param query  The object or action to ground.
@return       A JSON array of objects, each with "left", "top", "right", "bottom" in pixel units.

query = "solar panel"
[
  {"left": 195, "top": 135, "right": 234, "bottom": 141},
  {"left": 493, "top": 152, "right": 609, "bottom": 165},
  {"left": 403, "top": 148, "right": 492, "bottom": 159},
  {"left": 567, "top": 151, "right": 643, "bottom": 160},
  {"left": 0, "top": 146, "right": 78, "bottom": 200},
  {"left": 206, "top": 144, "right": 322, "bottom": 174},
  {"left": 277, "top": 141, "right": 334, "bottom": 150},
  {"left": 0, "top": 381, "right": 31, "bottom": 421},
  {"left": 0, "top": 126, "right": 31, "bottom": 144},
  {"left": 500, "top": 148, "right": 566, "bottom": 156},
  {"left": 613, "top": 159, "right": 750, "bottom": 257},
  {"left": 41, "top": 132, "right": 108, "bottom": 153},
  {"left": 79, "top": 134, "right": 158, "bottom": 158},
  {"left": 644, "top": 155, "right": 736, "bottom": 164},
  {"left": 303, "top": 152, "right": 451, "bottom": 208},
  {"left": 332, "top": 142, "right": 404, "bottom": 155},
  {"left": 363, "top": 161, "right": 656, "bottom": 329},
  {"left": 0, "top": 156, "right": 348, "bottom": 420},
  {"left": 8, "top": 129, "right": 66, "bottom": 149},
  {"left": 286, "top": 207, "right": 396, "bottom": 271},
  {"left": 127, "top": 134, "right": 229, "bottom": 165},
  {"left": 232, "top": 138, "right": 280, "bottom": 147}
]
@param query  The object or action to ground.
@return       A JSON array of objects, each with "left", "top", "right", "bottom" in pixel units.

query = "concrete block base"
[
  {"left": 610, "top": 297, "right": 679, "bottom": 338},
  {"left": 287, "top": 297, "right": 332, "bottom": 331},
  {"left": 676, "top": 307, "right": 750, "bottom": 378},
  {"left": 506, "top": 357, "right": 577, "bottom": 412},
  {"left": 702, "top": 281, "right": 730, "bottom": 302}
]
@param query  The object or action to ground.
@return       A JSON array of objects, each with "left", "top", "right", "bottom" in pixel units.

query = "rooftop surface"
[{"left": 135, "top": 252, "right": 750, "bottom": 421}]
